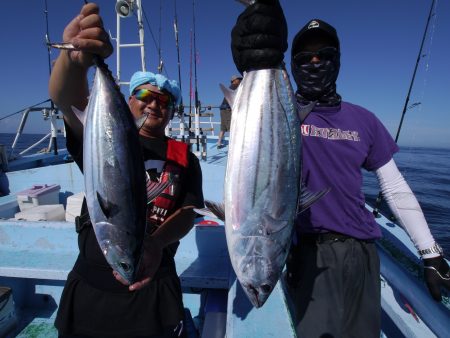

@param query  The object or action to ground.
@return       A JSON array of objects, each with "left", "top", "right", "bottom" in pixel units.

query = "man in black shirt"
[{"left": 49, "top": 3, "right": 204, "bottom": 337}]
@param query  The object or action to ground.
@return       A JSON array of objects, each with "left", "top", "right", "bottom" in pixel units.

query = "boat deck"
[{"left": 0, "top": 141, "right": 449, "bottom": 337}]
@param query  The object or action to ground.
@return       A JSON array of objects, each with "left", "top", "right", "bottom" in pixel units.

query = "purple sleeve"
[{"left": 363, "top": 116, "right": 399, "bottom": 172}]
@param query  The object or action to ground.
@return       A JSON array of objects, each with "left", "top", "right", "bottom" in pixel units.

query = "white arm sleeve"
[{"left": 375, "top": 159, "right": 438, "bottom": 258}]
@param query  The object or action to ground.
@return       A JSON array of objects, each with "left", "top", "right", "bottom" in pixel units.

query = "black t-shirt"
[{"left": 55, "top": 123, "right": 204, "bottom": 336}]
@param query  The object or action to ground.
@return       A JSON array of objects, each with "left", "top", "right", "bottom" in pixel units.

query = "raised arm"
[{"left": 48, "top": 3, "right": 113, "bottom": 141}]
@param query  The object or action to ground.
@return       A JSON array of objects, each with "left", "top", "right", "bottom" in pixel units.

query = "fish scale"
[{"left": 82, "top": 63, "right": 148, "bottom": 284}]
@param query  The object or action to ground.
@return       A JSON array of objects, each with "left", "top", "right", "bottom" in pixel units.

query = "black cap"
[{"left": 291, "top": 19, "right": 340, "bottom": 57}]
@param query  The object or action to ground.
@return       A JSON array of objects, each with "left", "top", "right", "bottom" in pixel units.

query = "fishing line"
[
  {"left": 372, "top": 0, "right": 438, "bottom": 218},
  {"left": 140, "top": 5, "right": 169, "bottom": 77},
  {"left": 399, "top": 0, "right": 438, "bottom": 159}
]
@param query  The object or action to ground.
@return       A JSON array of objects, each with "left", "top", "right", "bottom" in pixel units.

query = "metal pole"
[
  {"left": 116, "top": 11, "right": 121, "bottom": 83},
  {"left": 136, "top": 0, "right": 146, "bottom": 72}
]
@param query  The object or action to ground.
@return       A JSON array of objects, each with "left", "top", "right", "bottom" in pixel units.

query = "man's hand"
[
  {"left": 423, "top": 256, "right": 450, "bottom": 301},
  {"left": 231, "top": 0, "right": 287, "bottom": 73},
  {"left": 62, "top": 3, "right": 113, "bottom": 68},
  {"left": 113, "top": 235, "right": 164, "bottom": 291}
]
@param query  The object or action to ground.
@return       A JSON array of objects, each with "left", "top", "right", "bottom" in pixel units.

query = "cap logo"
[{"left": 308, "top": 20, "right": 320, "bottom": 29}]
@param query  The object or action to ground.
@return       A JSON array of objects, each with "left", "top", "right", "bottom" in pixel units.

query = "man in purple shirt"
[{"left": 231, "top": 1, "right": 449, "bottom": 337}]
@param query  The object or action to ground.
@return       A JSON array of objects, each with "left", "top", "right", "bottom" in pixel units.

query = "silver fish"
[
  {"left": 220, "top": 67, "right": 327, "bottom": 308},
  {"left": 72, "top": 61, "right": 167, "bottom": 284}
]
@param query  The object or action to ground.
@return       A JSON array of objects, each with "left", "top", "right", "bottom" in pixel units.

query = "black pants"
[
  {"left": 58, "top": 323, "right": 184, "bottom": 338},
  {"left": 288, "top": 236, "right": 381, "bottom": 338}
]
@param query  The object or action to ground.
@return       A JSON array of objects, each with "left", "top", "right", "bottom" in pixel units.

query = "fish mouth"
[{"left": 243, "top": 283, "right": 273, "bottom": 308}]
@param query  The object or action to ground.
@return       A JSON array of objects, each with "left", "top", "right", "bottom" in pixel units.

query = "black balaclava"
[{"left": 291, "top": 19, "right": 341, "bottom": 107}]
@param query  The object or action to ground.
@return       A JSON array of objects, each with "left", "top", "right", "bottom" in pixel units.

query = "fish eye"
[
  {"left": 260, "top": 284, "right": 272, "bottom": 293},
  {"left": 119, "top": 262, "right": 131, "bottom": 272}
]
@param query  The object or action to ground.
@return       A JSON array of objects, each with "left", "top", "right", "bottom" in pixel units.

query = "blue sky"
[{"left": 1, "top": 0, "right": 449, "bottom": 148}]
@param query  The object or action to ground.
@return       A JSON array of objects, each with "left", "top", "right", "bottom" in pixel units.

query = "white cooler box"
[
  {"left": 14, "top": 204, "right": 65, "bottom": 221},
  {"left": 65, "top": 192, "right": 85, "bottom": 222}
]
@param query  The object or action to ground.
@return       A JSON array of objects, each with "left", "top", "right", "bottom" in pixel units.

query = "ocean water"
[
  {"left": 1, "top": 133, "right": 449, "bottom": 257},
  {"left": 363, "top": 146, "right": 450, "bottom": 259}
]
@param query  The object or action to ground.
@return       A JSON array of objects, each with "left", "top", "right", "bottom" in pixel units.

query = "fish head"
[
  {"left": 230, "top": 231, "right": 291, "bottom": 308},
  {"left": 95, "top": 221, "right": 140, "bottom": 284},
  {"left": 236, "top": 254, "right": 278, "bottom": 308}
]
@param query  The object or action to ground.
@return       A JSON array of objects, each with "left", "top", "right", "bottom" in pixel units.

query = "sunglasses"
[
  {"left": 293, "top": 46, "right": 338, "bottom": 65},
  {"left": 133, "top": 88, "right": 173, "bottom": 108}
]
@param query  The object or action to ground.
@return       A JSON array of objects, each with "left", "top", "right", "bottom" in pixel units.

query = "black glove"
[
  {"left": 231, "top": 0, "right": 288, "bottom": 74},
  {"left": 423, "top": 256, "right": 450, "bottom": 301}
]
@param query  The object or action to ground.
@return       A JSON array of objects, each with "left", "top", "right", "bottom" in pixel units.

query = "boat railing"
[
  {"left": 167, "top": 104, "right": 222, "bottom": 160},
  {"left": 168, "top": 104, "right": 221, "bottom": 136},
  {"left": 7, "top": 106, "right": 65, "bottom": 161}
]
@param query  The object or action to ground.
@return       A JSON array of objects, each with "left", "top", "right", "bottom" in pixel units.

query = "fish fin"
[
  {"left": 146, "top": 174, "right": 173, "bottom": 203},
  {"left": 96, "top": 192, "right": 120, "bottom": 219},
  {"left": 236, "top": 0, "right": 255, "bottom": 7},
  {"left": 193, "top": 207, "right": 218, "bottom": 220},
  {"left": 297, "top": 183, "right": 330, "bottom": 214},
  {"left": 194, "top": 200, "right": 225, "bottom": 221},
  {"left": 71, "top": 105, "right": 87, "bottom": 126},
  {"left": 298, "top": 101, "right": 317, "bottom": 123},
  {"left": 219, "top": 83, "right": 237, "bottom": 108}
]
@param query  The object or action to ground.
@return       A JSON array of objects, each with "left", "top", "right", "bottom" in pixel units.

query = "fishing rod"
[
  {"left": 372, "top": 0, "right": 437, "bottom": 218},
  {"left": 173, "top": 0, "right": 186, "bottom": 140},
  {"left": 43, "top": 0, "right": 59, "bottom": 155},
  {"left": 0, "top": 100, "right": 51, "bottom": 122},
  {"left": 141, "top": 4, "right": 168, "bottom": 77},
  {"left": 192, "top": 0, "right": 201, "bottom": 151},
  {"left": 189, "top": 29, "right": 193, "bottom": 134},
  {"left": 157, "top": 0, "right": 163, "bottom": 73}
]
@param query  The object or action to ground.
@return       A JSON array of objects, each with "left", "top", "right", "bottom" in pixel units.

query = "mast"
[
  {"left": 115, "top": 0, "right": 146, "bottom": 86},
  {"left": 372, "top": 0, "right": 437, "bottom": 218}
]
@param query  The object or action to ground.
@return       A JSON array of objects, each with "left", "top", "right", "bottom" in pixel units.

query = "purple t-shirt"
[{"left": 297, "top": 101, "right": 399, "bottom": 240}]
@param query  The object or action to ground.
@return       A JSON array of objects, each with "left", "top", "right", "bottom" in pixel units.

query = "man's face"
[
  {"left": 294, "top": 32, "right": 338, "bottom": 65},
  {"left": 128, "top": 83, "right": 174, "bottom": 138},
  {"left": 231, "top": 78, "right": 242, "bottom": 89}
]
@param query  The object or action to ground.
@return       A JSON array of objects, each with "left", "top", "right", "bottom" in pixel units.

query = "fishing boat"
[{"left": 1, "top": 1, "right": 449, "bottom": 337}]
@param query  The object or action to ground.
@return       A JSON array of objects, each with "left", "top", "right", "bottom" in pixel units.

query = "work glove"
[
  {"left": 423, "top": 256, "right": 450, "bottom": 301},
  {"left": 231, "top": 0, "right": 288, "bottom": 74}
]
